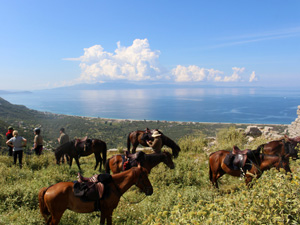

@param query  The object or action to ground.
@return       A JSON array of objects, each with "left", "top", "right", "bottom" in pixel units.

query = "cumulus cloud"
[
  {"left": 172, "top": 66, "right": 257, "bottom": 83},
  {"left": 66, "top": 39, "right": 163, "bottom": 82},
  {"left": 171, "top": 65, "right": 223, "bottom": 82},
  {"left": 65, "top": 38, "right": 259, "bottom": 85},
  {"left": 249, "top": 71, "right": 258, "bottom": 82}
]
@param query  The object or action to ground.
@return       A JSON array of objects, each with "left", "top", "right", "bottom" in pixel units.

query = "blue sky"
[{"left": 0, "top": 0, "right": 299, "bottom": 90}]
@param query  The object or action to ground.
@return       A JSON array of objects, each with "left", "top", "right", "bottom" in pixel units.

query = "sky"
[{"left": 0, "top": 0, "right": 299, "bottom": 90}]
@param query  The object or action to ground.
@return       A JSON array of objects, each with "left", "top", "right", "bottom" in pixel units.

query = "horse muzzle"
[{"left": 144, "top": 187, "right": 153, "bottom": 196}]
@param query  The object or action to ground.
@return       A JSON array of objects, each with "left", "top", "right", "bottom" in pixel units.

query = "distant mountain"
[
  {"left": 50, "top": 81, "right": 221, "bottom": 91},
  {"left": 0, "top": 90, "right": 31, "bottom": 94}
]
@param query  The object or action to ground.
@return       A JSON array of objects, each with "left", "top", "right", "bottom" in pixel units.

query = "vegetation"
[
  {"left": 0, "top": 97, "right": 297, "bottom": 224},
  {"left": 1, "top": 126, "right": 300, "bottom": 224},
  {"left": 0, "top": 97, "right": 287, "bottom": 151}
]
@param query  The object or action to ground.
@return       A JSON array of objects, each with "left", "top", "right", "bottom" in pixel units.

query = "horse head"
[
  {"left": 284, "top": 135, "right": 299, "bottom": 160},
  {"left": 163, "top": 151, "right": 175, "bottom": 169},
  {"left": 134, "top": 164, "right": 153, "bottom": 196}
]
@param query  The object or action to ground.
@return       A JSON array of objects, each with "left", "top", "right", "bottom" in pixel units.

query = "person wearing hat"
[
  {"left": 32, "top": 128, "right": 43, "bottom": 155},
  {"left": 57, "top": 128, "right": 70, "bottom": 163},
  {"left": 6, "top": 126, "right": 14, "bottom": 156},
  {"left": 6, "top": 130, "right": 27, "bottom": 168},
  {"left": 146, "top": 131, "right": 163, "bottom": 153}
]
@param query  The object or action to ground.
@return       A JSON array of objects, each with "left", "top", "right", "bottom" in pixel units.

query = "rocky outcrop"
[{"left": 288, "top": 105, "right": 300, "bottom": 137}]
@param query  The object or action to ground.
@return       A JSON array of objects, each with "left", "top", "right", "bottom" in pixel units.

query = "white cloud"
[
  {"left": 172, "top": 66, "right": 255, "bottom": 83},
  {"left": 171, "top": 65, "right": 223, "bottom": 82},
  {"left": 249, "top": 71, "right": 258, "bottom": 82},
  {"left": 67, "top": 39, "right": 163, "bottom": 82},
  {"left": 223, "top": 67, "right": 245, "bottom": 82},
  {"left": 65, "top": 39, "right": 258, "bottom": 85}
]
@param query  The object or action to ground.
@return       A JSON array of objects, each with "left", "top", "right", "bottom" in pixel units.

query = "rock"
[{"left": 245, "top": 126, "right": 262, "bottom": 137}]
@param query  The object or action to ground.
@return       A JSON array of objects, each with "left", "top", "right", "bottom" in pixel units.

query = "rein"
[{"left": 112, "top": 169, "right": 148, "bottom": 204}]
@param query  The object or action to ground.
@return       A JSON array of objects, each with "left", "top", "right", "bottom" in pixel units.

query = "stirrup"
[{"left": 239, "top": 168, "right": 245, "bottom": 180}]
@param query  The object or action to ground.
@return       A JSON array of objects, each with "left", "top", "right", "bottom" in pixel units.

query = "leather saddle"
[
  {"left": 224, "top": 146, "right": 250, "bottom": 171},
  {"left": 123, "top": 151, "right": 146, "bottom": 170},
  {"left": 74, "top": 173, "right": 112, "bottom": 202},
  {"left": 74, "top": 136, "right": 92, "bottom": 154}
]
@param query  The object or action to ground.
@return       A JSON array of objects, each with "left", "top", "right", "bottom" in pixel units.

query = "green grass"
[{"left": 1, "top": 128, "right": 300, "bottom": 224}]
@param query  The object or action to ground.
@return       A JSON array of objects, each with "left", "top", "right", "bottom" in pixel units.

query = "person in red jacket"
[{"left": 6, "top": 126, "right": 14, "bottom": 156}]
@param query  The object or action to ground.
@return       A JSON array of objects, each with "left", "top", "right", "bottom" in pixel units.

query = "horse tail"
[
  {"left": 105, "top": 158, "right": 111, "bottom": 174},
  {"left": 209, "top": 161, "right": 213, "bottom": 182},
  {"left": 127, "top": 132, "right": 132, "bottom": 152},
  {"left": 38, "top": 187, "right": 50, "bottom": 221}
]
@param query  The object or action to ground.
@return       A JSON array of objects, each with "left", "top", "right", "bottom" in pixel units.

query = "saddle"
[
  {"left": 124, "top": 151, "right": 145, "bottom": 169},
  {"left": 224, "top": 146, "right": 250, "bottom": 172},
  {"left": 74, "top": 136, "right": 92, "bottom": 154},
  {"left": 74, "top": 173, "right": 112, "bottom": 203}
]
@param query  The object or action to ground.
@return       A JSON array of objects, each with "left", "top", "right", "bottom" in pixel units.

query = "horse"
[
  {"left": 127, "top": 130, "right": 181, "bottom": 158},
  {"left": 209, "top": 148, "right": 290, "bottom": 188},
  {"left": 257, "top": 138, "right": 298, "bottom": 161},
  {"left": 55, "top": 137, "right": 107, "bottom": 172},
  {"left": 105, "top": 151, "right": 175, "bottom": 174},
  {"left": 38, "top": 165, "right": 153, "bottom": 225}
]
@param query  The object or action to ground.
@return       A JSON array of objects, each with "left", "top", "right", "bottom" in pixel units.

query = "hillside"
[{"left": 0, "top": 97, "right": 288, "bottom": 151}]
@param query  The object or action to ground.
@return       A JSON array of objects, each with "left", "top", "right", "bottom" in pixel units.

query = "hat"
[
  {"left": 8, "top": 126, "right": 13, "bottom": 130},
  {"left": 152, "top": 131, "right": 161, "bottom": 137}
]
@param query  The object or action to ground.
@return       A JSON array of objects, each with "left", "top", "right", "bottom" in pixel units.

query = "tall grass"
[{"left": 1, "top": 128, "right": 300, "bottom": 224}]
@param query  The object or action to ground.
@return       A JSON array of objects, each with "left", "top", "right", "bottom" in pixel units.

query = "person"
[
  {"left": 6, "top": 130, "right": 27, "bottom": 168},
  {"left": 32, "top": 128, "right": 43, "bottom": 155},
  {"left": 57, "top": 128, "right": 70, "bottom": 163},
  {"left": 146, "top": 130, "right": 163, "bottom": 153},
  {"left": 6, "top": 126, "right": 14, "bottom": 156}
]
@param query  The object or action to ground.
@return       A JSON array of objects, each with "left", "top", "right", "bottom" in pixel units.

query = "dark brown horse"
[
  {"left": 38, "top": 165, "right": 153, "bottom": 225},
  {"left": 209, "top": 149, "right": 290, "bottom": 188},
  {"left": 257, "top": 138, "right": 298, "bottom": 161},
  {"left": 105, "top": 151, "right": 175, "bottom": 174},
  {"left": 55, "top": 137, "right": 107, "bottom": 172},
  {"left": 127, "top": 130, "right": 181, "bottom": 158}
]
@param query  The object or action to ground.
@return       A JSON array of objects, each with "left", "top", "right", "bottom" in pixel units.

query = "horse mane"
[{"left": 161, "top": 134, "right": 180, "bottom": 149}]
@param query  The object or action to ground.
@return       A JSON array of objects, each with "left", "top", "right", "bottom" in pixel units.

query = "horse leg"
[
  {"left": 100, "top": 210, "right": 113, "bottom": 225},
  {"left": 74, "top": 156, "right": 81, "bottom": 171},
  {"left": 132, "top": 143, "right": 138, "bottom": 154},
  {"left": 94, "top": 153, "right": 102, "bottom": 172},
  {"left": 49, "top": 210, "right": 65, "bottom": 225}
]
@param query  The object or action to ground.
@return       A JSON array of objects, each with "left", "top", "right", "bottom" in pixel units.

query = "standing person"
[
  {"left": 58, "top": 128, "right": 70, "bottom": 163},
  {"left": 146, "top": 131, "right": 163, "bottom": 153},
  {"left": 32, "top": 128, "right": 43, "bottom": 155},
  {"left": 6, "top": 126, "right": 14, "bottom": 156},
  {"left": 6, "top": 130, "right": 27, "bottom": 168}
]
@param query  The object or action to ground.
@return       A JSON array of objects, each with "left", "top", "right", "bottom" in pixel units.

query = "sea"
[{"left": 1, "top": 87, "right": 299, "bottom": 125}]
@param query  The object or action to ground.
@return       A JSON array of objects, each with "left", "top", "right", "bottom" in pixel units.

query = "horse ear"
[{"left": 233, "top": 145, "right": 240, "bottom": 151}]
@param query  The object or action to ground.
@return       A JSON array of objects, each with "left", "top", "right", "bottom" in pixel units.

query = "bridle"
[{"left": 111, "top": 168, "right": 151, "bottom": 204}]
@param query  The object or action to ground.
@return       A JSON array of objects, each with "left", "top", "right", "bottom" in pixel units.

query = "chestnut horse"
[
  {"left": 105, "top": 151, "right": 175, "bottom": 174},
  {"left": 127, "top": 130, "right": 181, "bottom": 158},
  {"left": 209, "top": 149, "right": 290, "bottom": 188},
  {"left": 38, "top": 165, "right": 153, "bottom": 225},
  {"left": 55, "top": 137, "right": 107, "bottom": 172},
  {"left": 257, "top": 138, "right": 298, "bottom": 160}
]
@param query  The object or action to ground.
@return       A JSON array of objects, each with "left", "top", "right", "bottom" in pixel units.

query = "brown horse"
[
  {"left": 209, "top": 149, "right": 290, "bottom": 188},
  {"left": 105, "top": 151, "right": 175, "bottom": 174},
  {"left": 127, "top": 130, "right": 181, "bottom": 158},
  {"left": 257, "top": 138, "right": 298, "bottom": 161},
  {"left": 38, "top": 165, "right": 153, "bottom": 225},
  {"left": 55, "top": 137, "right": 107, "bottom": 172}
]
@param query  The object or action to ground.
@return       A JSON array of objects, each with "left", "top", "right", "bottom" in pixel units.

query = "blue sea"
[{"left": 1, "top": 87, "right": 299, "bottom": 124}]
